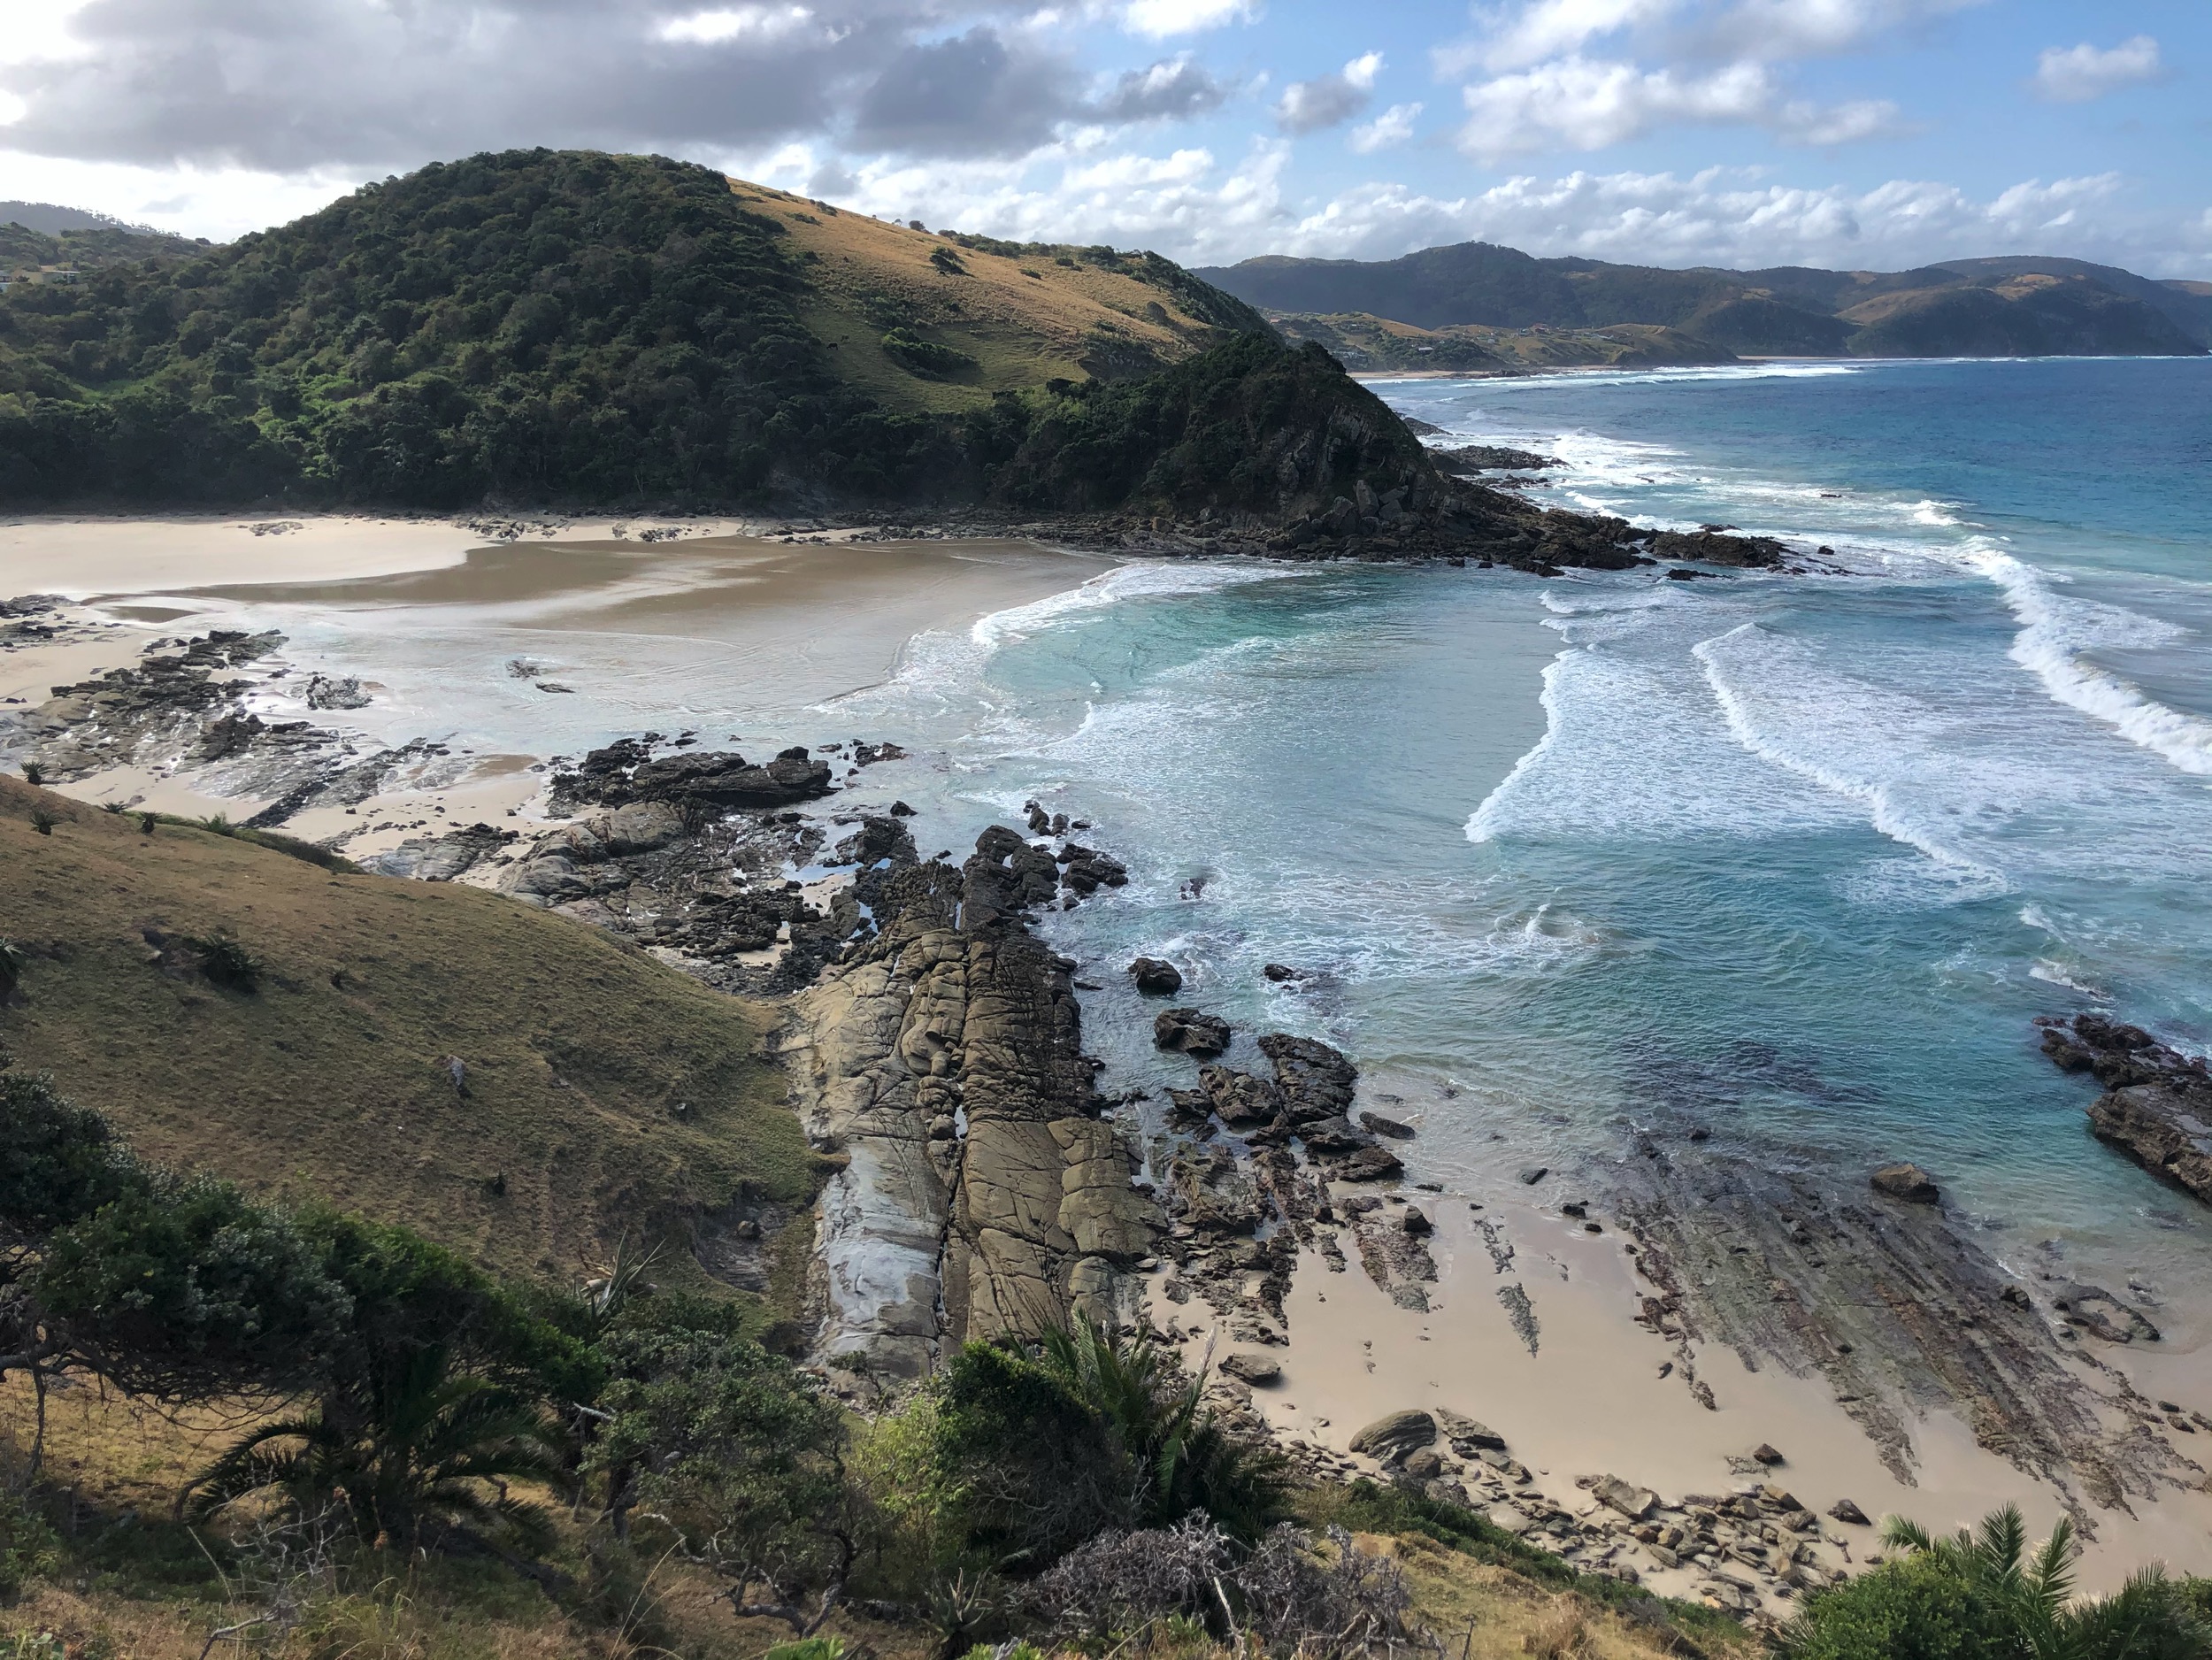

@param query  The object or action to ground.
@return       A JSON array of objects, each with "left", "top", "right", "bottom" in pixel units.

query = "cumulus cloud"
[
  {"left": 1092, "top": 55, "right": 1232, "bottom": 123},
  {"left": 1118, "top": 0, "right": 1256, "bottom": 38},
  {"left": 1258, "top": 165, "right": 2166, "bottom": 272},
  {"left": 1274, "top": 50, "right": 1381, "bottom": 135},
  {"left": 0, "top": 0, "right": 1231, "bottom": 173},
  {"left": 2032, "top": 36, "right": 2164, "bottom": 104},
  {"left": 1348, "top": 102, "right": 1422, "bottom": 154},
  {"left": 1440, "top": 0, "right": 1949, "bottom": 160},
  {"left": 1455, "top": 53, "right": 1896, "bottom": 157}
]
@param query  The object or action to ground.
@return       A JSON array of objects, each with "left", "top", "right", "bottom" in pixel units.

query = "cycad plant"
[
  {"left": 183, "top": 1343, "right": 563, "bottom": 1550},
  {"left": 1883, "top": 1506, "right": 2208, "bottom": 1660},
  {"left": 1784, "top": 1502, "right": 2211, "bottom": 1660},
  {"left": 1037, "top": 1316, "right": 1286, "bottom": 1543}
]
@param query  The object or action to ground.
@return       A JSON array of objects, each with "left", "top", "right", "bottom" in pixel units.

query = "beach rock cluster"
[
  {"left": 1144, "top": 1021, "right": 1425, "bottom": 1344},
  {"left": 12, "top": 629, "right": 286, "bottom": 780},
  {"left": 549, "top": 736, "right": 834, "bottom": 814},
  {"left": 785, "top": 826, "right": 1158, "bottom": 1380},
  {"left": 1285, "top": 1408, "right": 1860, "bottom": 1617},
  {"left": 2038, "top": 1012, "right": 2212, "bottom": 1204}
]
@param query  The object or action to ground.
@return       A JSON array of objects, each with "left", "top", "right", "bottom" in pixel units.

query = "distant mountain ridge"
[{"left": 1193, "top": 242, "right": 2212, "bottom": 360}]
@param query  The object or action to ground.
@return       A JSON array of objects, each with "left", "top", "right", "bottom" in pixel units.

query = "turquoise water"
[{"left": 842, "top": 357, "right": 2212, "bottom": 1292}]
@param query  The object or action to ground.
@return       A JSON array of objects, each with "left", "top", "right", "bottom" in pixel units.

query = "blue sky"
[{"left": 0, "top": 0, "right": 2204, "bottom": 273}]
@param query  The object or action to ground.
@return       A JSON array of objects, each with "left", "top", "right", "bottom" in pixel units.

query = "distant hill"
[
  {"left": 1267, "top": 311, "right": 1733, "bottom": 373},
  {"left": 2, "top": 201, "right": 204, "bottom": 273},
  {"left": 3, "top": 148, "right": 1432, "bottom": 514},
  {"left": 1193, "top": 242, "right": 2210, "bottom": 360}
]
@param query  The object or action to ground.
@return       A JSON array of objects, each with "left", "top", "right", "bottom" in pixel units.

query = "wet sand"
[{"left": 1173, "top": 1170, "right": 2212, "bottom": 1602}]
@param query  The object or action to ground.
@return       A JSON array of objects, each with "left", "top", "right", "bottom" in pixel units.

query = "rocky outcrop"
[
  {"left": 1609, "top": 1124, "right": 2193, "bottom": 1524},
  {"left": 551, "top": 739, "right": 833, "bottom": 813},
  {"left": 787, "top": 829, "right": 1157, "bottom": 1379},
  {"left": 2039, "top": 1013, "right": 2212, "bottom": 1204}
]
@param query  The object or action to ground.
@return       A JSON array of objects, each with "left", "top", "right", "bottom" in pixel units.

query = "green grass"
[{"left": 0, "top": 774, "right": 821, "bottom": 1307}]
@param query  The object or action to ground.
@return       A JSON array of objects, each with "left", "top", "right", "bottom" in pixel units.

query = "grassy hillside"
[
  {"left": 1269, "top": 311, "right": 1732, "bottom": 373},
  {"left": 1195, "top": 241, "right": 2209, "bottom": 359},
  {"left": 0, "top": 149, "right": 1270, "bottom": 510},
  {"left": 0, "top": 773, "right": 818, "bottom": 1305}
]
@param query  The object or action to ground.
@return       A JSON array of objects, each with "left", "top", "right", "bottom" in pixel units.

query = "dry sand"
[
  {"left": 4, "top": 519, "right": 1115, "bottom": 854},
  {"left": 0, "top": 511, "right": 782, "bottom": 599}
]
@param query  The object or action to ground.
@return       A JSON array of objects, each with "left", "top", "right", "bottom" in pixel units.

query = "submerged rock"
[{"left": 1870, "top": 1164, "right": 1940, "bottom": 1203}]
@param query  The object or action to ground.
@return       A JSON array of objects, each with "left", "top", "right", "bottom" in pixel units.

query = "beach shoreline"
[{"left": 6, "top": 514, "right": 2210, "bottom": 1610}]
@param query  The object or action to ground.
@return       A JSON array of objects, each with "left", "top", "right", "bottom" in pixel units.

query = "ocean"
[{"left": 840, "top": 356, "right": 2212, "bottom": 1311}]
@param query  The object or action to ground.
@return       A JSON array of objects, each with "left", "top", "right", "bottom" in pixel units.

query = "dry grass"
[
  {"left": 732, "top": 183, "right": 1225, "bottom": 414},
  {"left": 0, "top": 774, "right": 819, "bottom": 1303}
]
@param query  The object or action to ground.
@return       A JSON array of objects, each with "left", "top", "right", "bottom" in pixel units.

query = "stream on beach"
[{"left": 31, "top": 356, "right": 2212, "bottom": 1354}]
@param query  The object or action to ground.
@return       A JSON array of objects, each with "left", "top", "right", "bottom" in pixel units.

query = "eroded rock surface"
[
  {"left": 786, "top": 830, "right": 1157, "bottom": 1379},
  {"left": 2039, "top": 1012, "right": 2212, "bottom": 1204}
]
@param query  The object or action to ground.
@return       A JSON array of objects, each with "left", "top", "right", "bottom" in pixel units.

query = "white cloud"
[
  {"left": 1704, "top": 0, "right": 1985, "bottom": 61},
  {"left": 1348, "top": 102, "right": 1422, "bottom": 154},
  {"left": 1458, "top": 56, "right": 1762, "bottom": 156},
  {"left": 1463, "top": 0, "right": 1674, "bottom": 74},
  {"left": 657, "top": 5, "right": 817, "bottom": 45},
  {"left": 1265, "top": 166, "right": 2159, "bottom": 272},
  {"left": 1456, "top": 52, "right": 1905, "bottom": 157},
  {"left": 2032, "top": 36, "right": 2163, "bottom": 104},
  {"left": 1275, "top": 51, "right": 1383, "bottom": 135},
  {"left": 1118, "top": 0, "right": 1256, "bottom": 38}
]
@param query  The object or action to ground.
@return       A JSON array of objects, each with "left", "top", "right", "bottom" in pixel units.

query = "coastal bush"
[
  {"left": 587, "top": 1311, "right": 851, "bottom": 1630},
  {"left": 1778, "top": 1504, "right": 2212, "bottom": 1660},
  {"left": 181, "top": 929, "right": 261, "bottom": 990},
  {"left": 880, "top": 327, "right": 979, "bottom": 380}
]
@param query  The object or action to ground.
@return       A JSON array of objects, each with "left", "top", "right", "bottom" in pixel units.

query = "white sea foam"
[
  {"left": 1936, "top": 540, "right": 2212, "bottom": 776},
  {"left": 1692, "top": 622, "right": 2012, "bottom": 894}
]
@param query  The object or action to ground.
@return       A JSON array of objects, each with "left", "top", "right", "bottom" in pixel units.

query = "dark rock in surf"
[
  {"left": 2037, "top": 1013, "right": 2212, "bottom": 1204},
  {"left": 1156, "top": 1008, "right": 1232, "bottom": 1057},
  {"left": 1128, "top": 957, "right": 1184, "bottom": 995}
]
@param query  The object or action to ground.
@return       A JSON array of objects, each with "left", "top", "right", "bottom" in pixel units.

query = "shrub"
[
  {"left": 27, "top": 810, "right": 54, "bottom": 836},
  {"left": 182, "top": 930, "right": 261, "bottom": 990},
  {"left": 1780, "top": 1504, "right": 2212, "bottom": 1660},
  {"left": 880, "top": 327, "right": 978, "bottom": 380},
  {"left": 19, "top": 764, "right": 41, "bottom": 787},
  {"left": 138, "top": 811, "right": 156, "bottom": 834},
  {"left": 0, "top": 1487, "right": 60, "bottom": 1604}
]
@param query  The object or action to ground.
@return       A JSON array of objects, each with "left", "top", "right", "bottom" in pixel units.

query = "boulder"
[
  {"left": 1337, "top": 1144, "right": 1403, "bottom": 1182},
  {"left": 1258, "top": 1033, "right": 1357, "bottom": 1122},
  {"left": 1156, "top": 1008, "right": 1232, "bottom": 1057},
  {"left": 1750, "top": 1443, "right": 1786, "bottom": 1466},
  {"left": 1221, "top": 1351, "right": 1282, "bottom": 1387},
  {"left": 1594, "top": 1476, "right": 1658, "bottom": 1520},
  {"left": 1360, "top": 1111, "right": 1417, "bottom": 1140},
  {"left": 1435, "top": 1409, "right": 1507, "bottom": 1454},
  {"left": 1196, "top": 1064, "right": 1285, "bottom": 1126},
  {"left": 1401, "top": 1449, "right": 1446, "bottom": 1481},
  {"left": 1828, "top": 1498, "right": 1871, "bottom": 1526},
  {"left": 1870, "top": 1163, "right": 1940, "bottom": 1204},
  {"left": 1128, "top": 957, "right": 1184, "bottom": 995},
  {"left": 1348, "top": 1410, "right": 1436, "bottom": 1464}
]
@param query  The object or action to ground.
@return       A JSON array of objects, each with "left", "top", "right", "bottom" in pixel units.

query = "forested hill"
[
  {"left": 1193, "top": 242, "right": 2212, "bottom": 359},
  {"left": 0, "top": 148, "right": 1327, "bottom": 511}
]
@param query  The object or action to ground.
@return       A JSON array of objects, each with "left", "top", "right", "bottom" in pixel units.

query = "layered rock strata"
[
  {"left": 2039, "top": 1012, "right": 2212, "bottom": 1204},
  {"left": 785, "top": 828, "right": 1158, "bottom": 1379}
]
